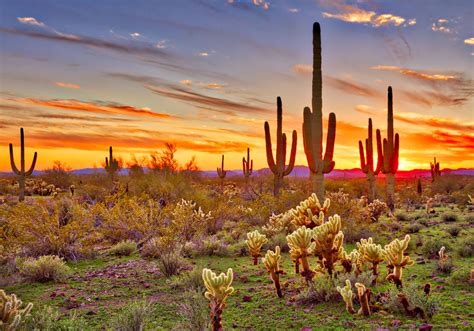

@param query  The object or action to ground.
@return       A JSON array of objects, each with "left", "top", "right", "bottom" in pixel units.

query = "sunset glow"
[{"left": 1, "top": 1, "right": 473, "bottom": 172}]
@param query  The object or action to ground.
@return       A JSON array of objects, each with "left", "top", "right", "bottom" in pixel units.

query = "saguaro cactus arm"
[
  {"left": 217, "top": 155, "right": 227, "bottom": 179},
  {"left": 9, "top": 128, "right": 38, "bottom": 176}
]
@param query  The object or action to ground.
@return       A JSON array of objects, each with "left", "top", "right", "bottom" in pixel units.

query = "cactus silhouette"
[
  {"left": 264, "top": 97, "right": 297, "bottom": 196},
  {"left": 105, "top": 146, "right": 119, "bottom": 180},
  {"left": 376, "top": 87, "right": 399, "bottom": 211},
  {"left": 242, "top": 148, "right": 253, "bottom": 178},
  {"left": 302, "top": 22, "right": 336, "bottom": 202},
  {"left": 9, "top": 128, "right": 37, "bottom": 202},
  {"left": 430, "top": 157, "right": 441, "bottom": 182},
  {"left": 217, "top": 155, "right": 226, "bottom": 191},
  {"left": 359, "top": 118, "right": 382, "bottom": 202}
]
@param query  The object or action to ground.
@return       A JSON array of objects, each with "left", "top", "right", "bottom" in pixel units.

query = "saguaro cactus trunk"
[
  {"left": 217, "top": 155, "right": 227, "bottom": 192},
  {"left": 430, "top": 157, "right": 441, "bottom": 182},
  {"left": 302, "top": 22, "right": 337, "bottom": 202},
  {"left": 376, "top": 87, "right": 399, "bottom": 211},
  {"left": 359, "top": 118, "right": 382, "bottom": 202},
  {"left": 9, "top": 128, "right": 38, "bottom": 202},
  {"left": 264, "top": 97, "right": 297, "bottom": 196},
  {"left": 242, "top": 148, "right": 253, "bottom": 190},
  {"left": 105, "top": 146, "right": 119, "bottom": 180}
]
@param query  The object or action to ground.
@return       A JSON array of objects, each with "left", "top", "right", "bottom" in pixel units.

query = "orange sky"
[{"left": 1, "top": 1, "right": 473, "bottom": 171}]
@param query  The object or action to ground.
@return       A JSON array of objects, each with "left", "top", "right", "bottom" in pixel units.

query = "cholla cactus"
[
  {"left": 262, "top": 246, "right": 284, "bottom": 298},
  {"left": 438, "top": 246, "right": 449, "bottom": 271},
  {"left": 287, "top": 226, "right": 316, "bottom": 281},
  {"left": 262, "top": 211, "right": 295, "bottom": 236},
  {"left": 355, "top": 283, "right": 371, "bottom": 316},
  {"left": 384, "top": 235, "right": 414, "bottom": 287},
  {"left": 336, "top": 280, "right": 355, "bottom": 314},
  {"left": 312, "top": 215, "right": 343, "bottom": 275},
  {"left": 202, "top": 268, "right": 234, "bottom": 331},
  {"left": 290, "top": 193, "right": 330, "bottom": 229},
  {"left": 357, "top": 238, "right": 385, "bottom": 284},
  {"left": 172, "top": 199, "right": 213, "bottom": 241},
  {"left": 1, "top": 290, "right": 33, "bottom": 330},
  {"left": 245, "top": 230, "right": 268, "bottom": 265},
  {"left": 468, "top": 194, "right": 473, "bottom": 205},
  {"left": 425, "top": 198, "right": 434, "bottom": 214},
  {"left": 366, "top": 199, "right": 388, "bottom": 222}
]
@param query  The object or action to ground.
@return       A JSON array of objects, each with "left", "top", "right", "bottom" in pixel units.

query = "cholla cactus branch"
[
  {"left": 287, "top": 226, "right": 316, "bottom": 281},
  {"left": 312, "top": 214, "right": 343, "bottom": 275},
  {"left": 384, "top": 235, "right": 414, "bottom": 287},
  {"left": 336, "top": 280, "right": 355, "bottom": 314},
  {"left": 356, "top": 237, "right": 385, "bottom": 284},
  {"left": 202, "top": 268, "right": 234, "bottom": 331},
  {"left": 355, "top": 283, "right": 371, "bottom": 316},
  {"left": 9, "top": 128, "right": 38, "bottom": 202},
  {"left": 245, "top": 230, "right": 268, "bottom": 265},
  {"left": 1, "top": 290, "right": 33, "bottom": 331},
  {"left": 290, "top": 193, "right": 330, "bottom": 229},
  {"left": 262, "top": 246, "right": 284, "bottom": 298}
]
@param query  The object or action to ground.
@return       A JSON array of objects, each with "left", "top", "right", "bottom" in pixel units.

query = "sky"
[{"left": 0, "top": 0, "right": 473, "bottom": 171}]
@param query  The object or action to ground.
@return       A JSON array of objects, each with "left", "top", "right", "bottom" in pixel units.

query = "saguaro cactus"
[
  {"left": 264, "top": 97, "right": 297, "bottom": 196},
  {"left": 302, "top": 22, "right": 337, "bottom": 202},
  {"left": 9, "top": 128, "right": 37, "bottom": 202},
  {"left": 105, "top": 146, "right": 119, "bottom": 180},
  {"left": 430, "top": 157, "right": 441, "bottom": 182},
  {"left": 359, "top": 118, "right": 382, "bottom": 202},
  {"left": 242, "top": 148, "right": 253, "bottom": 178},
  {"left": 217, "top": 155, "right": 227, "bottom": 191},
  {"left": 376, "top": 87, "right": 399, "bottom": 211}
]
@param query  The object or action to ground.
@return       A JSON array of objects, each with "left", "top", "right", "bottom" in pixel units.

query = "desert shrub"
[
  {"left": 170, "top": 199, "right": 213, "bottom": 241},
  {"left": 395, "top": 211, "right": 410, "bottom": 222},
  {"left": 386, "top": 284, "right": 438, "bottom": 318},
  {"left": 441, "top": 212, "right": 458, "bottom": 223},
  {"left": 417, "top": 218, "right": 429, "bottom": 226},
  {"left": 108, "top": 240, "right": 137, "bottom": 256},
  {"left": 421, "top": 239, "right": 451, "bottom": 259},
  {"left": 18, "top": 255, "right": 70, "bottom": 282},
  {"left": 366, "top": 199, "right": 389, "bottom": 222},
  {"left": 227, "top": 241, "right": 248, "bottom": 257},
  {"left": 446, "top": 226, "right": 462, "bottom": 237},
  {"left": 141, "top": 237, "right": 163, "bottom": 258},
  {"left": 436, "top": 258, "right": 454, "bottom": 274},
  {"left": 200, "top": 236, "right": 230, "bottom": 256},
  {"left": 158, "top": 250, "right": 186, "bottom": 278},
  {"left": 174, "top": 290, "right": 209, "bottom": 331},
  {"left": 456, "top": 236, "right": 474, "bottom": 257},
  {"left": 465, "top": 214, "right": 474, "bottom": 224},
  {"left": 20, "top": 306, "right": 87, "bottom": 331},
  {"left": 266, "top": 233, "right": 290, "bottom": 253},
  {"left": 447, "top": 266, "right": 471, "bottom": 285},
  {"left": 3, "top": 201, "right": 94, "bottom": 260},
  {"left": 110, "top": 300, "right": 154, "bottom": 331},
  {"left": 343, "top": 224, "right": 375, "bottom": 244},
  {"left": 334, "top": 271, "right": 373, "bottom": 290},
  {"left": 296, "top": 274, "right": 340, "bottom": 305},
  {"left": 168, "top": 268, "right": 203, "bottom": 292},
  {"left": 405, "top": 223, "right": 422, "bottom": 233}
]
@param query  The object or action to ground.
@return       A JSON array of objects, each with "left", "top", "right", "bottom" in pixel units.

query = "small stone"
[
  {"left": 300, "top": 327, "right": 312, "bottom": 331},
  {"left": 242, "top": 295, "right": 252, "bottom": 302},
  {"left": 418, "top": 324, "right": 433, "bottom": 330}
]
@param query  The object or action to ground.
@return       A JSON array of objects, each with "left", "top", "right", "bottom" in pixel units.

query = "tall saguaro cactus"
[
  {"left": 217, "top": 155, "right": 227, "bottom": 191},
  {"left": 242, "top": 148, "right": 253, "bottom": 178},
  {"left": 359, "top": 118, "right": 382, "bottom": 202},
  {"left": 9, "top": 128, "right": 37, "bottom": 202},
  {"left": 264, "top": 97, "right": 297, "bottom": 196},
  {"left": 376, "top": 87, "right": 399, "bottom": 211},
  {"left": 430, "top": 157, "right": 441, "bottom": 182},
  {"left": 105, "top": 146, "right": 119, "bottom": 180},
  {"left": 302, "top": 22, "right": 337, "bottom": 202}
]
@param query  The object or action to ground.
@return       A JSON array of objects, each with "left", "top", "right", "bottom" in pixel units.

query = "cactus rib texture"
[
  {"left": 264, "top": 97, "right": 297, "bottom": 196},
  {"left": 302, "top": 22, "right": 337, "bottom": 202},
  {"left": 202, "top": 268, "right": 234, "bottom": 331},
  {"left": 9, "top": 128, "right": 37, "bottom": 202}
]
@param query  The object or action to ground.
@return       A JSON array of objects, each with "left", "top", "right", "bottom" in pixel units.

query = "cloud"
[
  {"left": 289, "top": 8, "right": 299, "bottom": 13},
  {"left": 407, "top": 19, "right": 416, "bottom": 26},
  {"left": 17, "top": 17, "right": 45, "bottom": 27},
  {"left": 146, "top": 84, "right": 270, "bottom": 115},
  {"left": 325, "top": 76, "right": 383, "bottom": 98},
  {"left": 371, "top": 65, "right": 457, "bottom": 82},
  {"left": 54, "top": 82, "right": 80, "bottom": 89},
  {"left": 130, "top": 32, "right": 141, "bottom": 38},
  {"left": 252, "top": 0, "right": 270, "bottom": 10},
  {"left": 292, "top": 64, "right": 312, "bottom": 75},
  {"left": 320, "top": 1, "right": 413, "bottom": 28},
  {"left": 394, "top": 111, "right": 474, "bottom": 132},
  {"left": 354, "top": 104, "right": 376, "bottom": 115},
  {"left": 155, "top": 39, "right": 168, "bottom": 49},
  {"left": 432, "top": 19, "right": 453, "bottom": 34},
  {"left": 464, "top": 38, "right": 474, "bottom": 45},
  {"left": 180, "top": 79, "right": 193, "bottom": 86},
  {"left": 19, "top": 98, "right": 171, "bottom": 119},
  {"left": 198, "top": 52, "right": 209, "bottom": 57},
  {"left": 202, "top": 83, "right": 226, "bottom": 89}
]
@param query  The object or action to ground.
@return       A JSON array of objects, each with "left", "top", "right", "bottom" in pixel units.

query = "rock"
[
  {"left": 418, "top": 324, "right": 433, "bottom": 330},
  {"left": 242, "top": 295, "right": 252, "bottom": 302}
]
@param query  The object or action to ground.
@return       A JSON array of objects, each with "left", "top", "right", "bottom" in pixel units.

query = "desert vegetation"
[{"left": 0, "top": 21, "right": 473, "bottom": 331}]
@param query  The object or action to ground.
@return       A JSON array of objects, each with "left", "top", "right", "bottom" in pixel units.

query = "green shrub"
[
  {"left": 18, "top": 255, "right": 70, "bottom": 282},
  {"left": 168, "top": 268, "right": 203, "bottom": 292},
  {"left": 446, "top": 226, "right": 462, "bottom": 237},
  {"left": 405, "top": 223, "right": 422, "bottom": 233},
  {"left": 386, "top": 284, "right": 438, "bottom": 318},
  {"left": 417, "top": 218, "right": 429, "bottom": 226},
  {"left": 441, "top": 212, "right": 458, "bottom": 223},
  {"left": 108, "top": 240, "right": 137, "bottom": 256},
  {"left": 395, "top": 211, "right": 410, "bottom": 222},
  {"left": 110, "top": 300, "right": 154, "bottom": 331},
  {"left": 447, "top": 266, "right": 471, "bottom": 285},
  {"left": 174, "top": 290, "right": 208, "bottom": 331},
  {"left": 158, "top": 251, "right": 185, "bottom": 278},
  {"left": 456, "top": 236, "right": 474, "bottom": 257},
  {"left": 21, "top": 306, "right": 86, "bottom": 331},
  {"left": 296, "top": 275, "right": 340, "bottom": 305},
  {"left": 141, "top": 237, "right": 162, "bottom": 259},
  {"left": 421, "top": 239, "right": 451, "bottom": 259}
]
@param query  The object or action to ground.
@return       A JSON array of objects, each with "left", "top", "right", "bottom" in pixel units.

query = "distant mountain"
[{"left": 1, "top": 167, "right": 473, "bottom": 178}]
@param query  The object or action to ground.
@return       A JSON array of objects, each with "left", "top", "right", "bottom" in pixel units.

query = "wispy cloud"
[
  {"left": 292, "top": 64, "right": 312, "bottom": 75},
  {"left": 371, "top": 65, "right": 457, "bottom": 82},
  {"left": 464, "top": 38, "right": 474, "bottom": 45},
  {"left": 18, "top": 98, "right": 171, "bottom": 119},
  {"left": 354, "top": 104, "right": 376, "bottom": 115},
  {"left": 54, "top": 82, "right": 80, "bottom": 89},
  {"left": 17, "top": 17, "right": 45, "bottom": 27},
  {"left": 432, "top": 19, "right": 453, "bottom": 34},
  {"left": 394, "top": 111, "right": 474, "bottom": 132},
  {"left": 320, "top": 1, "right": 414, "bottom": 27},
  {"left": 325, "top": 76, "right": 383, "bottom": 98}
]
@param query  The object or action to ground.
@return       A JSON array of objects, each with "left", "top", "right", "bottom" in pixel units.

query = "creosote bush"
[
  {"left": 18, "top": 255, "right": 70, "bottom": 282},
  {"left": 110, "top": 300, "right": 154, "bottom": 331},
  {"left": 441, "top": 211, "right": 458, "bottom": 223}
]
